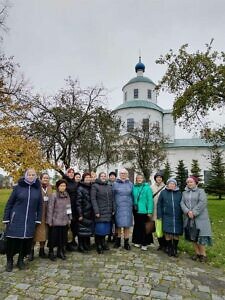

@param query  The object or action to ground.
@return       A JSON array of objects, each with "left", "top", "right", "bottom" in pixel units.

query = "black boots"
[
  {"left": 95, "top": 235, "right": 103, "bottom": 254},
  {"left": 28, "top": 248, "right": 34, "bottom": 261},
  {"left": 57, "top": 247, "right": 66, "bottom": 260},
  {"left": 78, "top": 237, "right": 87, "bottom": 253},
  {"left": 101, "top": 236, "right": 109, "bottom": 250},
  {"left": 113, "top": 237, "right": 121, "bottom": 248},
  {"left": 124, "top": 238, "right": 131, "bottom": 250},
  {"left": 173, "top": 240, "right": 179, "bottom": 257},
  {"left": 157, "top": 237, "right": 166, "bottom": 251},
  {"left": 39, "top": 247, "right": 47, "bottom": 258},
  {"left": 167, "top": 240, "right": 179, "bottom": 257},
  {"left": 48, "top": 248, "right": 56, "bottom": 261},
  {"left": 17, "top": 255, "right": 25, "bottom": 270},
  {"left": 6, "top": 257, "right": 13, "bottom": 272}
]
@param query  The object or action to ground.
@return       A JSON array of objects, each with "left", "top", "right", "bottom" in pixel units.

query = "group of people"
[{"left": 2, "top": 167, "right": 212, "bottom": 272}]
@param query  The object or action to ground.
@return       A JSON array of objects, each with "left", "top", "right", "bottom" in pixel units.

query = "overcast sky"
[{"left": 2, "top": 0, "right": 225, "bottom": 136}]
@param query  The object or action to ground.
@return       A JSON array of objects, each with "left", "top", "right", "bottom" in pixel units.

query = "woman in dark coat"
[
  {"left": 76, "top": 172, "right": 94, "bottom": 253},
  {"left": 181, "top": 176, "right": 212, "bottom": 262},
  {"left": 63, "top": 168, "right": 79, "bottom": 251},
  {"left": 3, "top": 168, "right": 42, "bottom": 272},
  {"left": 91, "top": 172, "right": 115, "bottom": 254},
  {"left": 157, "top": 178, "right": 183, "bottom": 257}
]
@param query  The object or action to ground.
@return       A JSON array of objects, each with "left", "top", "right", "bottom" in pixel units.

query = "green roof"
[
  {"left": 114, "top": 100, "right": 171, "bottom": 113},
  {"left": 165, "top": 138, "right": 213, "bottom": 148},
  {"left": 122, "top": 76, "right": 155, "bottom": 90}
]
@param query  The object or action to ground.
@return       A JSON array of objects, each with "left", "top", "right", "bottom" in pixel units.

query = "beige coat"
[
  {"left": 151, "top": 182, "right": 165, "bottom": 221},
  {"left": 34, "top": 185, "right": 52, "bottom": 242}
]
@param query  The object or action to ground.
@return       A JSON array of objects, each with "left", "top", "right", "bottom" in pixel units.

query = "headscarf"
[
  {"left": 186, "top": 176, "right": 199, "bottom": 184},
  {"left": 24, "top": 169, "right": 37, "bottom": 185}
]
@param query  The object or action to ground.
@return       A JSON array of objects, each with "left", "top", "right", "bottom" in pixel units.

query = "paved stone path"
[{"left": 0, "top": 243, "right": 225, "bottom": 300}]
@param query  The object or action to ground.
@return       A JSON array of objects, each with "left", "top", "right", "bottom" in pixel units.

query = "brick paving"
[{"left": 0, "top": 242, "right": 225, "bottom": 300}]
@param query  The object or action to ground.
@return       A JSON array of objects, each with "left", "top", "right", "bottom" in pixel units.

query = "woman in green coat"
[{"left": 132, "top": 174, "right": 154, "bottom": 251}]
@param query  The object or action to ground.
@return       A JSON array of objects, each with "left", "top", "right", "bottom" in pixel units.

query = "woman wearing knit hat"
[
  {"left": 151, "top": 172, "right": 166, "bottom": 251},
  {"left": 157, "top": 178, "right": 183, "bottom": 257},
  {"left": 181, "top": 176, "right": 212, "bottom": 263},
  {"left": 46, "top": 179, "right": 72, "bottom": 261}
]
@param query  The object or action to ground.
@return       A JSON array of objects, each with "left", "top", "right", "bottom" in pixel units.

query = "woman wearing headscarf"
[
  {"left": 132, "top": 174, "right": 154, "bottom": 251},
  {"left": 91, "top": 172, "right": 115, "bottom": 254},
  {"left": 3, "top": 168, "right": 42, "bottom": 272},
  {"left": 76, "top": 172, "right": 94, "bottom": 252},
  {"left": 113, "top": 168, "right": 133, "bottom": 250},
  {"left": 151, "top": 172, "right": 166, "bottom": 251},
  {"left": 157, "top": 178, "right": 183, "bottom": 257},
  {"left": 181, "top": 176, "right": 212, "bottom": 262},
  {"left": 29, "top": 172, "right": 53, "bottom": 260}
]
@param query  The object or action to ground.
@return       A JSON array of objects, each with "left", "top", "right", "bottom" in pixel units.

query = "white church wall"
[
  {"left": 123, "top": 82, "right": 157, "bottom": 103},
  {"left": 117, "top": 107, "right": 163, "bottom": 134},
  {"left": 163, "top": 113, "right": 175, "bottom": 142},
  {"left": 166, "top": 147, "right": 212, "bottom": 179}
]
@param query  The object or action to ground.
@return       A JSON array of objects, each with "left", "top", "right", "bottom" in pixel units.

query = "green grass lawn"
[{"left": 0, "top": 189, "right": 225, "bottom": 269}]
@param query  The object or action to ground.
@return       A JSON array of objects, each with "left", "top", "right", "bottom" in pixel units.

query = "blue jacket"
[
  {"left": 113, "top": 179, "right": 133, "bottom": 227},
  {"left": 3, "top": 178, "right": 42, "bottom": 238},
  {"left": 157, "top": 188, "right": 183, "bottom": 235}
]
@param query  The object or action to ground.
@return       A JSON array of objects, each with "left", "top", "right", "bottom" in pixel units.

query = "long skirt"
[
  {"left": 6, "top": 237, "right": 33, "bottom": 258},
  {"left": 48, "top": 226, "right": 68, "bottom": 249},
  {"left": 132, "top": 212, "right": 153, "bottom": 246},
  {"left": 95, "top": 222, "right": 111, "bottom": 236}
]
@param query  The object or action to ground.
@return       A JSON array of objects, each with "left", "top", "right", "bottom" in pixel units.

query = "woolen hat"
[
  {"left": 166, "top": 178, "right": 177, "bottom": 185},
  {"left": 56, "top": 179, "right": 67, "bottom": 189},
  {"left": 109, "top": 171, "right": 117, "bottom": 177},
  {"left": 187, "top": 176, "right": 199, "bottom": 184},
  {"left": 154, "top": 172, "right": 164, "bottom": 181}
]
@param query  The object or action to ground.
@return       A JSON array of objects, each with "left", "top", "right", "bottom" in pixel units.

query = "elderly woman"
[
  {"left": 113, "top": 168, "right": 133, "bottom": 250},
  {"left": 151, "top": 172, "right": 166, "bottom": 251},
  {"left": 91, "top": 172, "right": 114, "bottom": 254},
  {"left": 29, "top": 172, "right": 52, "bottom": 260},
  {"left": 47, "top": 179, "right": 72, "bottom": 260},
  {"left": 157, "top": 178, "right": 183, "bottom": 257},
  {"left": 3, "top": 168, "right": 42, "bottom": 272},
  {"left": 132, "top": 174, "right": 154, "bottom": 251},
  {"left": 181, "top": 176, "right": 212, "bottom": 262},
  {"left": 76, "top": 172, "right": 94, "bottom": 253}
]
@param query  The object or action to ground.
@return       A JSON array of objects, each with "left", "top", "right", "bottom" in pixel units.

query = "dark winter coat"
[
  {"left": 181, "top": 187, "right": 212, "bottom": 237},
  {"left": 113, "top": 179, "right": 133, "bottom": 228},
  {"left": 91, "top": 179, "right": 115, "bottom": 223},
  {"left": 157, "top": 187, "right": 183, "bottom": 235},
  {"left": 76, "top": 182, "right": 94, "bottom": 236},
  {"left": 46, "top": 191, "right": 72, "bottom": 226},
  {"left": 3, "top": 178, "right": 42, "bottom": 238},
  {"left": 63, "top": 174, "right": 79, "bottom": 218}
]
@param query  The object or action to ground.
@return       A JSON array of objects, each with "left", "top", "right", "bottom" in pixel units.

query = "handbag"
[
  {"left": 155, "top": 219, "right": 163, "bottom": 238},
  {"left": 145, "top": 218, "right": 155, "bottom": 234},
  {"left": 184, "top": 218, "right": 200, "bottom": 242},
  {"left": 0, "top": 231, "right": 7, "bottom": 255}
]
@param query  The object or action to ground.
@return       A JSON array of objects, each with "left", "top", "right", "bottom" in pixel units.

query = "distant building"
[{"left": 111, "top": 57, "right": 222, "bottom": 182}]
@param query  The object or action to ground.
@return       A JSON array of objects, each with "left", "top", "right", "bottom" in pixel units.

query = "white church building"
[{"left": 112, "top": 57, "right": 215, "bottom": 182}]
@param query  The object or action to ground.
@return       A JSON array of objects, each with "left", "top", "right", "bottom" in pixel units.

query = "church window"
[
  {"left": 127, "top": 118, "right": 134, "bottom": 132},
  {"left": 147, "top": 89, "right": 152, "bottom": 99},
  {"left": 134, "top": 89, "right": 138, "bottom": 99},
  {"left": 124, "top": 92, "right": 127, "bottom": 102},
  {"left": 142, "top": 118, "right": 149, "bottom": 132}
]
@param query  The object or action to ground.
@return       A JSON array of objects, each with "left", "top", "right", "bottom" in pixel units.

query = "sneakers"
[
  {"left": 133, "top": 244, "right": 141, "bottom": 248},
  {"left": 141, "top": 246, "right": 148, "bottom": 251}
]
